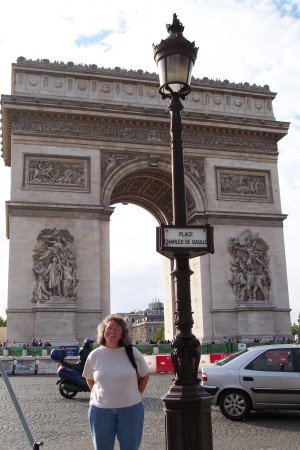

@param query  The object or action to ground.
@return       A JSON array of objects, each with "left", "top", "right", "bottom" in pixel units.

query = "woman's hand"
[
  {"left": 138, "top": 373, "right": 150, "bottom": 393},
  {"left": 86, "top": 378, "right": 95, "bottom": 391}
]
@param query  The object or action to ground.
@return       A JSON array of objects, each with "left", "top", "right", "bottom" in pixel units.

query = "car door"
[{"left": 239, "top": 347, "right": 300, "bottom": 407}]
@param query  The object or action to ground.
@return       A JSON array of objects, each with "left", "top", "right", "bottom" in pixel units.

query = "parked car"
[{"left": 201, "top": 344, "right": 300, "bottom": 421}]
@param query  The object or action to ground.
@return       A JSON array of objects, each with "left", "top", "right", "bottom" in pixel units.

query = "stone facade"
[{"left": 0, "top": 58, "right": 291, "bottom": 344}]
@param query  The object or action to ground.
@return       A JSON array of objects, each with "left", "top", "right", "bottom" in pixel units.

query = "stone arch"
[
  {"left": 101, "top": 158, "right": 206, "bottom": 224},
  {"left": 1, "top": 59, "right": 291, "bottom": 345}
]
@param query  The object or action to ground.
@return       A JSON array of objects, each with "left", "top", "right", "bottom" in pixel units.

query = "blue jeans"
[{"left": 88, "top": 402, "right": 144, "bottom": 450}]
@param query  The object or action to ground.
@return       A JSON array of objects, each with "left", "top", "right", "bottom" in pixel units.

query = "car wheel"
[
  {"left": 59, "top": 381, "right": 78, "bottom": 399},
  {"left": 219, "top": 390, "right": 251, "bottom": 421}
]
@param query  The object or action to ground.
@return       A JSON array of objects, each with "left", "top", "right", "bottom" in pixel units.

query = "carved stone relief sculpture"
[
  {"left": 184, "top": 158, "right": 205, "bottom": 191},
  {"left": 32, "top": 228, "right": 79, "bottom": 304},
  {"left": 228, "top": 230, "right": 271, "bottom": 303},
  {"left": 12, "top": 118, "right": 278, "bottom": 154},
  {"left": 216, "top": 168, "right": 271, "bottom": 202},
  {"left": 101, "top": 153, "right": 134, "bottom": 181},
  {"left": 24, "top": 155, "right": 89, "bottom": 192}
]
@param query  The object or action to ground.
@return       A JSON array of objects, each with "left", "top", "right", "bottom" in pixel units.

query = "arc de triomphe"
[{"left": 1, "top": 58, "right": 291, "bottom": 344}]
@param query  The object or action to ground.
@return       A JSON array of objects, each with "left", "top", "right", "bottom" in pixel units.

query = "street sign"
[{"left": 156, "top": 224, "right": 214, "bottom": 259}]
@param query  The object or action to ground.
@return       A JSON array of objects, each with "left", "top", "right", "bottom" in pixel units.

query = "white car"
[{"left": 201, "top": 344, "right": 300, "bottom": 421}]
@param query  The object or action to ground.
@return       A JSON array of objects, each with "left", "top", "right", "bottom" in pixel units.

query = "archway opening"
[{"left": 109, "top": 203, "right": 164, "bottom": 314}]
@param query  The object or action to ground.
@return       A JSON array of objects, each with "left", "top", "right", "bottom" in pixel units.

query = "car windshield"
[{"left": 214, "top": 349, "right": 249, "bottom": 366}]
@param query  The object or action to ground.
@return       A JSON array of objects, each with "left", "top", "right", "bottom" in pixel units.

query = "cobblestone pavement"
[{"left": 0, "top": 374, "right": 300, "bottom": 450}]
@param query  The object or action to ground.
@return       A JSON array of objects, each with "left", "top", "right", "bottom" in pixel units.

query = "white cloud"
[{"left": 0, "top": 0, "right": 299, "bottom": 325}]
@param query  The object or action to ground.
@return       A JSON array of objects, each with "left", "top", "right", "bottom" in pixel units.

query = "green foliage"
[
  {"left": 291, "top": 322, "right": 300, "bottom": 336},
  {"left": 0, "top": 316, "right": 7, "bottom": 327},
  {"left": 152, "top": 324, "right": 165, "bottom": 342}
]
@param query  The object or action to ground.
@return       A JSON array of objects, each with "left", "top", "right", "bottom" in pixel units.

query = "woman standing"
[{"left": 83, "top": 314, "right": 150, "bottom": 450}]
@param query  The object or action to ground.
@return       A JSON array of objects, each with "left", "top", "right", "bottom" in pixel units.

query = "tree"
[
  {"left": 152, "top": 324, "right": 165, "bottom": 343},
  {"left": 0, "top": 316, "right": 7, "bottom": 327},
  {"left": 291, "top": 322, "right": 300, "bottom": 337}
]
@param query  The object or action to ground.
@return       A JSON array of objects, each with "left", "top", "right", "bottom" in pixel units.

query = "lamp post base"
[{"left": 163, "top": 384, "right": 213, "bottom": 450}]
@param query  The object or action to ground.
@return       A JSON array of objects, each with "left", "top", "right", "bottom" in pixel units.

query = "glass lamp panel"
[
  {"left": 157, "top": 53, "right": 192, "bottom": 94},
  {"left": 166, "top": 54, "right": 190, "bottom": 87},
  {"left": 186, "top": 59, "right": 194, "bottom": 86},
  {"left": 157, "top": 59, "right": 167, "bottom": 87}
]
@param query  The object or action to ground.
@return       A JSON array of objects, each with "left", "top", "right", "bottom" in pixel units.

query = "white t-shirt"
[{"left": 82, "top": 345, "right": 150, "bottom": 408}]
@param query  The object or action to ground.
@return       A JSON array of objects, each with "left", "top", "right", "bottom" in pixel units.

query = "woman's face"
[{"left": 104, "top": 320, "right": 123, "bottom": 348}]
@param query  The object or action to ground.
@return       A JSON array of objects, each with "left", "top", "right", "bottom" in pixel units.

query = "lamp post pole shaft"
[
  {"left": 169, "top": 96, "right": 187, "bottom": 227},
  {"left": 169, "top": 95, "right": 196, "bottom": 382},
  {"left": 163, "top": 95, "right": 213, "bottom": 450}
]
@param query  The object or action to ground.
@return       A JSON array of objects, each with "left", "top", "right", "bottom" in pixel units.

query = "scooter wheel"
[{"left": 59, "top": 381, "right": 78, "bottom": 399}]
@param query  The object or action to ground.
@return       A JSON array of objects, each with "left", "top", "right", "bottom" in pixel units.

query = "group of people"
[
  {"left": 81, "top": 314, "right": 150, "bottom": 450},
  {"left": 134, "top": 339, "right": 171, "bottom": 345},
  {"left": 30, "top": 338, "right": 51, "bottom": 347},
  {"left": 0, "top": 339, "right": 52, "bottom": 348}
]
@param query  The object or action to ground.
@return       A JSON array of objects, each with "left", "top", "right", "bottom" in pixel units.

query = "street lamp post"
[{"left": 153, "top": 14, "right": 213, "bottom": 450}]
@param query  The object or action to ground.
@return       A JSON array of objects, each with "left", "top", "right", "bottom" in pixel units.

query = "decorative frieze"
[
  {"left": 216, "top": 168, "right": 272, "bottom": 202},
  {"left": 15, "top": 57, "right": 271, "bottom": 92},
  {"left": 228, "top": 229, "right": 271, "bottom": 304},
  {"left": 13, "top": 58, "right": 275, "bottom": 120},
  {"left": 12, "top": 118, "right": 278, "bottom": 154},
  {"left": 23, "top": 154, "right": 90, "bottom": 192}
]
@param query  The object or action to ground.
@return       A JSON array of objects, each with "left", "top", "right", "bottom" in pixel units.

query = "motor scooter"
[{"left": 50, "top": 349, "right": 90, "bottom": 398}]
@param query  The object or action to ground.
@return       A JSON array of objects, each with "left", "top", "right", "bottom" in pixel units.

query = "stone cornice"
[
  {"left": 15, "top": 57, "right": 273, "bottom": 94},
  {"left": 211, "top": 306, "right": 277, "bottom": 312},
  {"left": 189, "top": 211, "right": 287, "bottom": 227},
  {"left": 2, "top": 94, "right": 289, "bottom": 130},
  {"left": 9, "top": 62, "right": 278, "bottom": 120},
  {"left": 6, "top": 201, "right": 114, "bottom": 237},
  {"left": 7, "top": 201, "right": 114, "bottom": 217},
  {"left": 5, "top": 308, "right": 103, "bottom": 313}
]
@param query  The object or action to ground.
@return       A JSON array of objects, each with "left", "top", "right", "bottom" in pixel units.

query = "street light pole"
[{"left": 153, "top": 14, "right": 213, "bottom": 450}]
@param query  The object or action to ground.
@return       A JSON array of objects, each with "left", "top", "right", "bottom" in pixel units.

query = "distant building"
[{"left": 122, "top": 300, "right": 164, "bottom": 343}]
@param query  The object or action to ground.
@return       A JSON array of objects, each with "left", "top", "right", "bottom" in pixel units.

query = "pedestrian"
[
  {"left": 83, "top": 314, "right": 150, "bottom": 450},
  {"left": 78, "top": 338, "right": 94, "bottom": 371}
]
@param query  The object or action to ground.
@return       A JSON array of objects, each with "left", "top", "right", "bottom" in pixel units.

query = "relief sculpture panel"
[
  {"left": 23, "top": 155, "right": 90, "bottom": 192},
  {"left": 228, "top": 229, "right": 271, "bottom": 304},
  {"left": 32, "top": 228, "right": 79, "bottom": 304},
  {"left": 216, "top": 168, "right": 272, "bottom": 201}
]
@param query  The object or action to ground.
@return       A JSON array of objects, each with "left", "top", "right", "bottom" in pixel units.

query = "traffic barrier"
[
  {"left": 143, "top": 355, "right": 157, "bottom": 373},
  {"left": 1, "top": 353, "right": 234, "bottom": 375},
  {"left": 238, "top": 343, "right": 247, "bottom": 351},
  {"left": 0, "top": 357, "right": 14, "bottom": 374},
  {"left": 209, "top": 353, "right": 231, "bottom": 363},
  {"left": 199, "top": 354, "right": 211, "bottom": 368},
  {"left": 37, "top": 357, "right": 58, "bottom": 374},
  {"left": 14, "top": 357, "right": 37, "bottom": 375},
  {"left": 156, "top": 355, "right": 174, "bottom": 373}
]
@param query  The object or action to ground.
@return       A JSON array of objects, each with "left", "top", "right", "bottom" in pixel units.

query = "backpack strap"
[{"left": 125, "top": 344, "right": 139, "bottom": 381}]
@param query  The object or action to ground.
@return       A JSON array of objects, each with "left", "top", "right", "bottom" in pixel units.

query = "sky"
[{"left": 0, "top": 0, "right": 299, "bottom": 324}]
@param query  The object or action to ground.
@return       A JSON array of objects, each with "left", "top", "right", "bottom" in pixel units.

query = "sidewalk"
[{"left": 1, "top": 374, "right": 300, "bottom": 449}]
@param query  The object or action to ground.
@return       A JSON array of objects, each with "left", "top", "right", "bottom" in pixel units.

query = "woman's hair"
[{"left": 97, "top": 314, "right": 131, "bottom": 347}]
